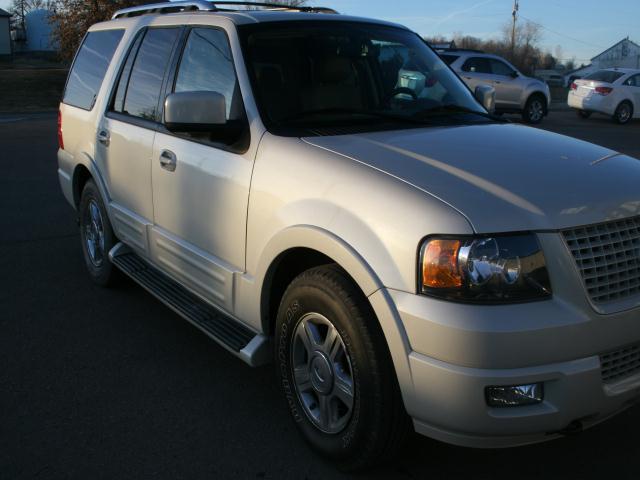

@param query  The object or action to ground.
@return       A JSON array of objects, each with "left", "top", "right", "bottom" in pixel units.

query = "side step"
[{"left": 109, "top": 243, "right": 270, "bottom": 366}]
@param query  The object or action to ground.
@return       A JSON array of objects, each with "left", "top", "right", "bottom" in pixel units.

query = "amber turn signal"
[{"left": 421, "top": 239, "right": 462, "bottom": 289}]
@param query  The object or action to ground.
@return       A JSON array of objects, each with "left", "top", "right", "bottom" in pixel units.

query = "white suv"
[
  {"left": 58, "top": 1, "right": 640, "bottom": 471},
  {"left": 441, "top": 50, "right": 551, "bottom": 124}
]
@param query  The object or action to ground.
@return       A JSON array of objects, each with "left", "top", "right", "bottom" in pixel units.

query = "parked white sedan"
[{"left": 568, "top": 68, "right": 640, "bottom": 124}]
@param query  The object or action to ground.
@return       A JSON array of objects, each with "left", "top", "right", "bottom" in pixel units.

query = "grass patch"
[{"left": 0, "top": 68, "right": 68, "bottom": 113}]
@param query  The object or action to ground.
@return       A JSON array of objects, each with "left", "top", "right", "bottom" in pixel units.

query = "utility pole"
[{"left": 511, "top": 0, "right": 519, "bottom": 59}]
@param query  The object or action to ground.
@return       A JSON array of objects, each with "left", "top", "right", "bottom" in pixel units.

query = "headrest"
[{"left": 318, "top": 57, "right": 354, "bottom": 84}]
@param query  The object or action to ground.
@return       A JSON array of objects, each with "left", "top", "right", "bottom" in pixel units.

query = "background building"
[
  {"left": 566, "top": 37, "right": 640, "bottom": 83},
  {"left": 0, "top": 8, "right": 11, "bottom": 55}
]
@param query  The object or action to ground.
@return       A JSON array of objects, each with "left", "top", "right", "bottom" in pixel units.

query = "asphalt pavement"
[{"left": 1, "top": 111, "right": 639, "bottom": 479}]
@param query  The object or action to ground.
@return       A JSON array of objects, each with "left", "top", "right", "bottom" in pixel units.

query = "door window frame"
[{"left": 156, "top": 25, "right": 251, "bottom": 154}]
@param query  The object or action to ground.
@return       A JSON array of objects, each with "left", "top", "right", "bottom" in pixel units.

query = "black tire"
[
  {"left": 275, "top": 265, "right": 410, "bottom": 471},
  {"left": 613, "top": 101, "right": 633, "bottom": 125},
  {"left": 522, "top": 94, "right": 546, "bottom": 124},
  {"left": 577, "top": 110, "right": 592, "bottom": 119},
  {"left": 79, "top": 180, "right": 120, "bottom": 286}
]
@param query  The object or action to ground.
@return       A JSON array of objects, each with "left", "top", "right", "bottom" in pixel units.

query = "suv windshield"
[
  {"left": 585, "top": 70, "right": 625, "bottom": 83},
  {"left": 239, "top": 22, "right": 486, "bottom": 135}
]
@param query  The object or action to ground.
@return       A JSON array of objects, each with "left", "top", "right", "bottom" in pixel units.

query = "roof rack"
[
  {"left": 435, "top": 48, "right": 484, "bottom": 54},
  {"left": 112, "top": 1, "right": 338, "bottom": 19}
]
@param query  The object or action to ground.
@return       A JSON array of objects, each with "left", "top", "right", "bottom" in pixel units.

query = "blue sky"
[{"left": 2, "top": 0, "right": 638, "bottom": 63}]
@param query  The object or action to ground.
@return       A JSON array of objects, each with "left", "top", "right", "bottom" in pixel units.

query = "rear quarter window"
[
  {"left": 63, "top": 29, "right": 124, "bottom": 110},
  {"left": 440, "top": 54, "right": 459, "bottom": 66}
]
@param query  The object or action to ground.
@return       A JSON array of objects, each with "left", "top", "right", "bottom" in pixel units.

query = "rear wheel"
[
  {"left": 613, "top": 101, "right": 633, "bottom": 124},
  {"left": 79, "top": 180, "right": 120, "bottom": 286},
  {"left": 577, "top": 110, "right": 592, "bottom": 119},
  {"left": 523, "top": 94, "right": 546, "bottom": 124},
  {"left": 275, "top": 265, "right": 409, "bottom": 471}
]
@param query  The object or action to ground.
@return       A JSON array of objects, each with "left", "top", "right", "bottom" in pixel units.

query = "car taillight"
[
  {"left": 570, "top": 82, "right": 577, "bottom": 90},
  {"left": 57, "top": 109, "right": 64, "bottom": 150},
  {"left": 595, "top": 86, "right": 613, "bottom": 96}
]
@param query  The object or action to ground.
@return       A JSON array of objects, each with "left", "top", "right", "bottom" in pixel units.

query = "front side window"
[
  {"left": 585, "top": 70, "right": 625, "bottom": 83},
  {"left": 490, "top": 59, "right": 515, "bottom": 76},
  {"left": 462, "top": 57, "right": 491, "bottom": 74},
  {"left": 117, "top": 28, "right": 180, "bottom": 121},
  {"left": 174, "top": 28, "right": 240, "bottom": 120},
  {"left": 240, "top": 21, "right": 486, "bottom": 135},
  {"left": 63, "top": 29, "right": 124, "bottom": 110}
]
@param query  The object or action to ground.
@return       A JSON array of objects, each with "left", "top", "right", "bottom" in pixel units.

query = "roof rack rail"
[
  {"left": 112, "top": 1, "right": 338, "bottom": 19},
  {"left": 435, "top": 48, "right": 485, "bottom": 54}
]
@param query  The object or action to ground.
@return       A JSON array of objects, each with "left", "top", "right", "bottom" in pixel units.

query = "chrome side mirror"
[
  {"left": 474, "top": 84, "right": 495, "bottom": 113},
  {"left": 164, "top": 91, "right": 226, "bottom": 132}
]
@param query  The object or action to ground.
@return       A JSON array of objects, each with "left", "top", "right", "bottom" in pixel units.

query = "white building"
[
  {"left": 0, "top": 8, "right": 11, "bottom": 55},
  {"left": 25, "top": 9, "right": 56, "bottom": 51},
  {"left": 566, "top": 37, "right": 640, "bottom": 83}
]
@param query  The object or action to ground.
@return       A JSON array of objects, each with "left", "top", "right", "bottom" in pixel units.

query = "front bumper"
[{"left": 386, "top": 232, "right": 640, "bottom": 447}]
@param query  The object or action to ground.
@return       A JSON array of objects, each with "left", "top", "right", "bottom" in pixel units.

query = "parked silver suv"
[
  {"left": 441, "top": 49, "right": 551, "bottom": 123},
  {"left": 58, "top": 1, "right": 640, "bottom": 471}
]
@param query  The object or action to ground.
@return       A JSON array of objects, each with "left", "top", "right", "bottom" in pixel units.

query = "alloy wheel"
[
  {"left": 291, "top": 312, "right": 355, "bottom": 434},
  {"left": 83, "top": 199, "right": 106, "bottom": 267}
]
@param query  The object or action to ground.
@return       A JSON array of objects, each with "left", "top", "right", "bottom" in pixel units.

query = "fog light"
[{"left": 486, "top": 383, "right": 544, "bottom": 407}]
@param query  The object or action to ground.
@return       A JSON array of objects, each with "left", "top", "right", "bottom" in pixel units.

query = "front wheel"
[
  {"left": 613, "top": 101, "right": 633, "bottom": 124},
  {"left": 522, "top": 95, "right": 546, "bottom": 124},
  {"left": 275, "top": 265, "right": 409, "bottom": 471}
]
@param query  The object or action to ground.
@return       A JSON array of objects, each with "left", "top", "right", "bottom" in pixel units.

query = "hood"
[{"left": 303, "top": 124, "right": 640, "bottom": 232}]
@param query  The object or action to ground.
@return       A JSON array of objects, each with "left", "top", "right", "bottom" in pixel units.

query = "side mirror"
[
  {"left": 510, "top": 70, "right": 519, "bottom": 78},
  {"left": 474, "top": 84, "right": 495, "bottom": 113},
  {"left": 164, "top": 91, "right": 226, "bottom": 132}
]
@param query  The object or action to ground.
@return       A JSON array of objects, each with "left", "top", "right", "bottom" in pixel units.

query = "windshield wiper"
[
  {"left": 416, "top": 104, "right": 501, "bottom": 121},
  {"left": 275, "top": 108, "right": 433, "bottom": 126}
]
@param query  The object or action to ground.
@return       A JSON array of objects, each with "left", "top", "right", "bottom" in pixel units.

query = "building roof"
[
  {"left": 0, "top": 8, "right": 11, "bottom": 17},
  {"left": 591, "top": 37, "right": 640, "bottom": 61}
]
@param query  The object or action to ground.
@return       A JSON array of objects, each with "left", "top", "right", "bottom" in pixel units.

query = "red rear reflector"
[
  {"left": 595, "top": 86, "right": 613, "bottom": 96},
  {"left": 57, "top": 110, "right": 64, "bottom": 150},
  {"left": 570, "top": 82, "right": 577, "bottom": 90}
]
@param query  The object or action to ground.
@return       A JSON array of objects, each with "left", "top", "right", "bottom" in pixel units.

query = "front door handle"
[
  {"left": 97, "top": 130, "right": 110, "bottom": 147},
  {"left": 159, "top": 149, "right": 177, "bottom": 172}
]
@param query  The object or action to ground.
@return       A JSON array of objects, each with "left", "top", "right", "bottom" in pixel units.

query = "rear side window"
[
  {"left": 623, "top": 74, "right": 640, "bottom": 87},
  {"left": 63, "top": 29, "right": 124, "bottom": 110},
  {"left": 462, "top": 57, "right": 491, "bottom": 74},
  {"left": 585, "top": 70, "right": 625, "bottom": 83},
  {"left": 116, "top": 28, "right": 180, "bottom": 121},
  {"left": 440, "top": 54, "right": 459, "bottom": 66}
]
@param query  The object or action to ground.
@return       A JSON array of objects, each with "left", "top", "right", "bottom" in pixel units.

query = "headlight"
[{"left": 419, "top": 234, "right": 551, "bottom": 303}]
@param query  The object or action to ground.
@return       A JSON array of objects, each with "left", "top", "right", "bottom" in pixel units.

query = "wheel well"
[
  {"left": 528, "top": 92, "right": 547, "bottom": 109},
  {"left": 72, "top": 165, "right": 92, "bottom": 208},
  {"left": 261, "top": 247, "right": 339, "bottom": 335}
]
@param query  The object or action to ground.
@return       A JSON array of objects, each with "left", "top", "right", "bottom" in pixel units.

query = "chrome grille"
[
  {"left": 563, "top": 216, "right": 640, "bottom": 304},
  {"left": 601, "top": 344, "right": 640, "bottom": 383}
]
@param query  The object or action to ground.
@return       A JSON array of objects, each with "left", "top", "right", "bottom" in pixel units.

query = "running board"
[{"left": 109, "top": 243, "right": 270, "bottom": 366}]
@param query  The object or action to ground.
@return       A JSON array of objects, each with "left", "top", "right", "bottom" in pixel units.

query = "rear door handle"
[
  {"left": 159, "top": 149, "right": 177, "bottom": 172},
  {"left": 97, "top": 130, "right": 110, "bottom": 146}
]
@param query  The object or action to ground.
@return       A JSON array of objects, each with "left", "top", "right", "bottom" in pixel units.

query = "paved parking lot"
[{"left": 1, "top": 111, "right": 639, "bottom": 479}]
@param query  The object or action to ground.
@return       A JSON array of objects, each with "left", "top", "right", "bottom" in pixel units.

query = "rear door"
[
  {"left": 623, "top": 74, "right": 640, "bottom": 117},
  {"left": 459, "top": 56, "right": 493, "bottom": 92},
  {"left": 98, "top": 26, "right": 182, "bottom": 257},
  {"left": 149, "top": 26, "right": 253, "bottom": 312}
]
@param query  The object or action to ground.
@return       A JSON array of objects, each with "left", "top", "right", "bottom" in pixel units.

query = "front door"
[
  {"left": 150, "top": 27, "right": 253, "bottom": 312},
  {"left": 489, "top": 59, "right": 522, "bottom": 109}
]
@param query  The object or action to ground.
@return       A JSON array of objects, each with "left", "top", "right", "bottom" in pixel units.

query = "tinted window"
[
  {"left": 63, "top": 30, "right": 124, "bottom": 110},
  {"left": 440, "top": 54, "right": 459, "bottom": 66},
  {"left": 585, "top": 70, "right": 625, "bottom": 83},
  {"left": 112, "top": 32, "right": 144, "bottom": 113},
  {"left": 624, "top": 74, "right": 640, "bottom": 87},
  {"left": 491, "top": 59, "right": 514, "bottom": 76},
  {"left": 462, "top": 57, "right": 491, "bottom": 74},
  {"left": 122, "top": 28, "right": 180, "bottom": 121},
  {"left": 175, "top": 28, "right": 239, "bottom": 119}
]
